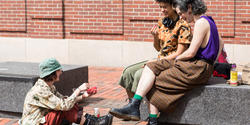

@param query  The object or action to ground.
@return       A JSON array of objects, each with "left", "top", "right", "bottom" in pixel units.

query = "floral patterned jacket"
[{"left": 20, "top": 79, "right": 77, "bottom": 125}]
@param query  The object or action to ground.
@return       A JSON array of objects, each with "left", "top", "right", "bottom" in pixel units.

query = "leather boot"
[
  {"left": 97, "top": 114, "right": 113, "bottom": 125},
  {"left": 83, "top": 113, "right": 97, "bottom": 125},
  {"left": 147, "top": 117, "right": 158, "bottom": 125},
  {"left": 109, "top": 98, "right": 141, "bottom": 121},
  {"left": 83, "top": 113, "right": 113, "bottom": 125}
]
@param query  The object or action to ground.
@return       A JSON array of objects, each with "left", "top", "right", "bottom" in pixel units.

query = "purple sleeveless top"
[{"left": 195, "top": 16, "right": 219, "bottom": 64}]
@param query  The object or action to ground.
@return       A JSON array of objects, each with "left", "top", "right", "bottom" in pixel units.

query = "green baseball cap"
[{"left": 39, "top": 58, "right": 62, "bottom": 78}]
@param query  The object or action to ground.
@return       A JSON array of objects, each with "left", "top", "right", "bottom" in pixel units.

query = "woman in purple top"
[{"left": 109, "top": 0, "right": 224, "bottom": 124}]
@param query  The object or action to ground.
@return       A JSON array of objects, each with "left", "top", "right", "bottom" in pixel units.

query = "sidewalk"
[{"left": 0, "top": 66, "right": 147, "bottom": 125}]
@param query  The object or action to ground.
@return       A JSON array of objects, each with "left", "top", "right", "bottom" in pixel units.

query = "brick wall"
[{"left": 0, "top": 0, "right": 249, "bottom": 44}]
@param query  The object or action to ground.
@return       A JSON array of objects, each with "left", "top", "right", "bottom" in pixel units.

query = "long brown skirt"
[{"left": 146, "top": 59, "right": 213, "bottom": 112}]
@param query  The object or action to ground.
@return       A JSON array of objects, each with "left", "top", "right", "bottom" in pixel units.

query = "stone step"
[
  {"left": 0, "top": 62, "right": 88, "bottom": 119},
  {"left": 140, "top": 77, "right": 250, "bottom": 125}
]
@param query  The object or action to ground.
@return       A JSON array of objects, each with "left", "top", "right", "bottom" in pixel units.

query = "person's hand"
[
  {"left": 151, "top": 25, "right": 159, "bottom": 37},
  {"left": 82, "top": 91, "right": 90, "bottom": 98},
  {"left": 81, "top": 86, "right": 97, "bottom": 98},
  {"left": 78, "top": 83, "right": 89, "bottom": 92}
]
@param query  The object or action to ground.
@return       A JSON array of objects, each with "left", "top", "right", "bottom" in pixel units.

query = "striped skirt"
[{"left": 146, "top": 58, "right": 213, "bottom": 112}]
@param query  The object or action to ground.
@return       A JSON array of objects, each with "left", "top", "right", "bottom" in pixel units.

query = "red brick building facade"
[{"left": 0, "top": 0, "right": 249, "bottom": 44}]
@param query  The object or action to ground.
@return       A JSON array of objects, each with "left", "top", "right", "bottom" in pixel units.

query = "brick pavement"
[{"left": 0, "top": 66, "right": 147, "bottom": 125}]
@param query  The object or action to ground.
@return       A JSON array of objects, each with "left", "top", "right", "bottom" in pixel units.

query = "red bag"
[{"left": 218, "top": 48, "right": 228, "bottom": 63}]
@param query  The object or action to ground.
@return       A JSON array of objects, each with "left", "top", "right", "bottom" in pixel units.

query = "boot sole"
[{"left": 109, "top": 110, "right": 140, "bottom": 121}]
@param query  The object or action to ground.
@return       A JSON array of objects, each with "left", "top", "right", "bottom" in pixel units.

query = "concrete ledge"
[
  {"left": 156, "top": 77, "right": 250, "bottom": 125},
  {"left": 0, "top": 62, "right": 88, "bottom": 118}
]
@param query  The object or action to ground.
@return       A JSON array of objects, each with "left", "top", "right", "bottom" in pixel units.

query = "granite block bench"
[
  {"left": 0, "top": 62, "right": 88, "bottom": 119},
  {"left": 139, "top": 77, "right": 250, "bottom": 125}
]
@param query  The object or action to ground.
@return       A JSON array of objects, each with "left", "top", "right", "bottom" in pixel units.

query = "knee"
[{"left": 134, "top": 70, "right": 142, "bottom": 81}]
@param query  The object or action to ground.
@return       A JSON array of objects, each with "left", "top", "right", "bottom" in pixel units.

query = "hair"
[
  {"left": 173, "top": 0, "right": 207, "bottom": 15},
  {"left": 155, "top": 0, "right": 173, "bottom": 5},
  {"left": 42, "top": 71, "right": 57, "bottom": 82}
]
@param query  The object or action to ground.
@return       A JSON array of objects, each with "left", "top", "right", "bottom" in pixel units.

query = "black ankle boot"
[
  {"left": 97, "top": 114, "right": 113, "bottom": 125},
  {"left": 83, "top": 113, "right": 113, "bottom": 125},
  {"left": 109, "top": 98, "right": 141, "bottom": 121},
  {"left": 147, "top": 117, "right": 158, "bottom": 125},
  {"left": 83, "top": 113, "right": 97, "bottom": 125}
]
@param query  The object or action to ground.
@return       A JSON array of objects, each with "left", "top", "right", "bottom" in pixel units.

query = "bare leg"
[
  {"left": 135, "top": 66, "right": 155, "bottom": 97},
  {"left": 148, "top": 103, "right": 159, "bottom": 124},
  {"left": 149, "top": 103, "right": 159, "bottom": 115}
]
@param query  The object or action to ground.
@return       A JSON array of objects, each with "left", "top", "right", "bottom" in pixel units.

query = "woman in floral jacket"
[{"left": 20, "top": 58, "right": 112, "bottom": 125}]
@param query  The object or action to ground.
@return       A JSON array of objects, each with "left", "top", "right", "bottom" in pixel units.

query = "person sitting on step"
[
  {"left": 118, "top": 0, "right": 192, "bottom": 103},
  {"left": 109, "top": 0, "right": 224, "bottom": 124}
]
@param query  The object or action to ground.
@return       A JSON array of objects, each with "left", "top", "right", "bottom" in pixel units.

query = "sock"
[
  {"left": 133, "top": 94, "right": 142, "bottom": 100},
  {"left": 149, "top": 114, "right": 157, "bottom": 118}
]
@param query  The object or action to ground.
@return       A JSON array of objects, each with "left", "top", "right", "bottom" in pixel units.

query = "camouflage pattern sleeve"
[{"left": 31, "top": 80, "right": 77, "bottom": 111}]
